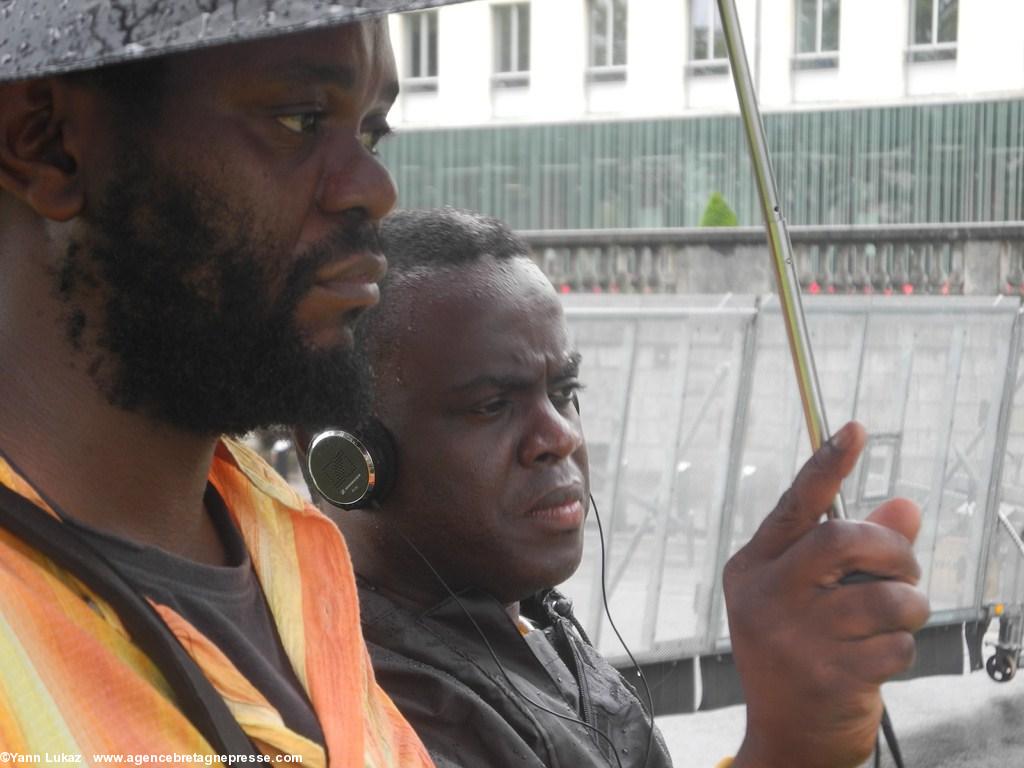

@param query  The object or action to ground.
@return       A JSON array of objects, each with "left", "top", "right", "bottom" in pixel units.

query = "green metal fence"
[{"left": 381, "top": 98, "right": 1024, "bottom": 229}]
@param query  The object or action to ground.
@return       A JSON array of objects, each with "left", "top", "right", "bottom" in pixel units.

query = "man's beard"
[{"left": 57, "top": 148, "right": 374, "bottom": 437}]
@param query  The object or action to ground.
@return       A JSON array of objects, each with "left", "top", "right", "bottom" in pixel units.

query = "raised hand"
[{"left": 724, "top": 422, "right": 930, "bottom": 768}]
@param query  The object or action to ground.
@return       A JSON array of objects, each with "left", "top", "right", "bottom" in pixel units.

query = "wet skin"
[{"left": 338, "top": 256, "right": 590, "bottom": 607}]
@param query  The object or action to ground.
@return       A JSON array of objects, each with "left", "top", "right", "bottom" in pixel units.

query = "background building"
[{"left": 381, "top": 0, "right": 1024, "bottom": 232}]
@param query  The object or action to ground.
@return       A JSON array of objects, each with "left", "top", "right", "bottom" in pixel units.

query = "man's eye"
[
  {"left": 360, "top": 125, "right": 393, "bottom": 156},
  {"left": 276, "top": 112, "right": 324, "bottom": 135},
  {"left": 551, "top": 382, "right": 585, "bottom": 407},
  {"left": 473, "top": 399, "right": 510, "bottom": 417}
]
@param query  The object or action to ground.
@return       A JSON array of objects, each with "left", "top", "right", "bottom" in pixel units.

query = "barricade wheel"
[{"left": 986, "top": 652, "right": 1017, "bottom": 683}]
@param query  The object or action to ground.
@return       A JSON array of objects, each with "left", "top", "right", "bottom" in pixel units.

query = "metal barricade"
[{"left": 560, "top": 294, "right": 1024, "bottom": 665}]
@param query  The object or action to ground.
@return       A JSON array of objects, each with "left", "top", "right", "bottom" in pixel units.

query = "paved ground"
[
  {"left": 656, "top": 670, "right": 1024, "bottom": 767},
  {"left": 878, "top": 672, "right": 1024, "bottom": 768}
]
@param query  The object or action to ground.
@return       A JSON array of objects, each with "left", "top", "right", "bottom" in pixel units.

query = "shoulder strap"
[{"left": 0, "top": 483, "right": 256, "bottom": 756}]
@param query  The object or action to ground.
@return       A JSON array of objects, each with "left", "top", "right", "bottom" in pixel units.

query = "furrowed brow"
[{"left": 453, "top": 352, "right": 582, "bottom": 394}]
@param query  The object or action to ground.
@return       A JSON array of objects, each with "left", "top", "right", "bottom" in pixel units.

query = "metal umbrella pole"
[
  {"left": 716, "top": 0, "right": 846, "bottom": 521},
  {"left": 715, "top": 3, "right": 905, "bottom": 766}
]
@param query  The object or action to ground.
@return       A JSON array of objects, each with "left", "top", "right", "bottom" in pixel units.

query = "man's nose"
[
  {"left": 519, "top": 399, "right": 585, "bottom": 466},
  {"left": 316, "top": 137, "right": 397, "bottom": 222}
]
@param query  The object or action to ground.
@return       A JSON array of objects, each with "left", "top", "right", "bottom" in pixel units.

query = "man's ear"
[{"left": 0, "top": 78, "right": 83, "bottom": 221}]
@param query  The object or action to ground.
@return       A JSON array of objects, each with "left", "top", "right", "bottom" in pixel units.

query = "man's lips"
[
  {"left": 525, "top": 486, "right": 587, "bottom": 530},
  {"left": 311, "top": 251, "right": 387, "bottom": 310},
  {"left": 316, "top": 250, "right": 387, "bottom": 287}
]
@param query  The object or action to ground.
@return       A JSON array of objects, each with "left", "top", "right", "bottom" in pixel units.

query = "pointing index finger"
[{"left": 744, "top": 421, "right": 866, "bottom": 562}]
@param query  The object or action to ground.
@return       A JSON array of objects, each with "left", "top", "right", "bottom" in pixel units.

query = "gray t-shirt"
[{"left": 67, "top": 486, "right": 324, "bottom": 746}]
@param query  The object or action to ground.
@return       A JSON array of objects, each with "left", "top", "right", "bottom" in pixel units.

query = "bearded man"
[{"left": 0, "top": 4, "right": 431, "bottom": 763}]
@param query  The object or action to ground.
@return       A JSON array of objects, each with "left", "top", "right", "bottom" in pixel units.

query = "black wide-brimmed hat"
[{"left": 0, "top": 0, "right": 464, "bottom": 83}]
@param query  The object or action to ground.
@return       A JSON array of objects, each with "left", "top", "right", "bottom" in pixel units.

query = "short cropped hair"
[
  {"left": 377, "top": 207, "right": 530, "bottom": 275},
  {"left": 358, "top": 208, "right": 534, "bottom": 365}
]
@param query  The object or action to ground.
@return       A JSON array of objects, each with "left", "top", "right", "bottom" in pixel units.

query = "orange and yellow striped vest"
[{"left": 0, "top": 438, "right": 433, "bottom": 768}]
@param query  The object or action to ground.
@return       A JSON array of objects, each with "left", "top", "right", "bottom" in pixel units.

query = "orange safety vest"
[{"left": 0, "top": 438, "right": 433, "bottom": 768}]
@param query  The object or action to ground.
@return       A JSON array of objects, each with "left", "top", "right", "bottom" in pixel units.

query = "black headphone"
[
  {"left": 304, "top": 418, "right": 397, "bottom": 510},
  {"left": 306, "top": 394, "right": 579, "bottom": 511}
]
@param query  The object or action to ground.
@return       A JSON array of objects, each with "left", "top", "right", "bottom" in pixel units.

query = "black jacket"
[{"left": 357, "top": 580, "right": 674, "bottom": 768}]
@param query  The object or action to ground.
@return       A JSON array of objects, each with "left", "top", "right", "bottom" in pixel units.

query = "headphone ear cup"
[
  {"left": 306, "top": 418, "right": 397, "bottom": 510},
  {"left": 358, "top": 418, "right": 397, "bottom": 506}
]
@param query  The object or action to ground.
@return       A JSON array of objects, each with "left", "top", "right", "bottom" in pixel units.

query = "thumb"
[
  {"left": 744, "top": 421, "right": 866, "bottom": 561},
  {"left": 865, "top": 497, "right": 922, "bottom": 545}
]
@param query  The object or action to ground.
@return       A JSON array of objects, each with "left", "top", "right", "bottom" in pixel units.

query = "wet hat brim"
[{"left": 0, "top": 0, "right": 467, "bottom": 83}]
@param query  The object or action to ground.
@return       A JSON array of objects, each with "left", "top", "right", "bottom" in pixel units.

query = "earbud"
[{"left": 305, "top": 419, "right": 396, "bottom": 510}]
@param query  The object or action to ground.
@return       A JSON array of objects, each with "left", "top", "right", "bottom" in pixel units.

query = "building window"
[
  {"left": 587, "top": 0, "right": 627, "bottom": 82},
  {"left": 688, "top": 0, "right": 728, "bottom": 76},
  {"left": 404, "top": 10, "right": 438, "bottom": 91},
  {"left": 493, "top": 3, "right": 530, "bottom": 87},
  {"left": 908, "top": 0, "right": 957, "bottom": 62},
  {"left": 794, "top": 0, "right": 839, "bottom": 69}
]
